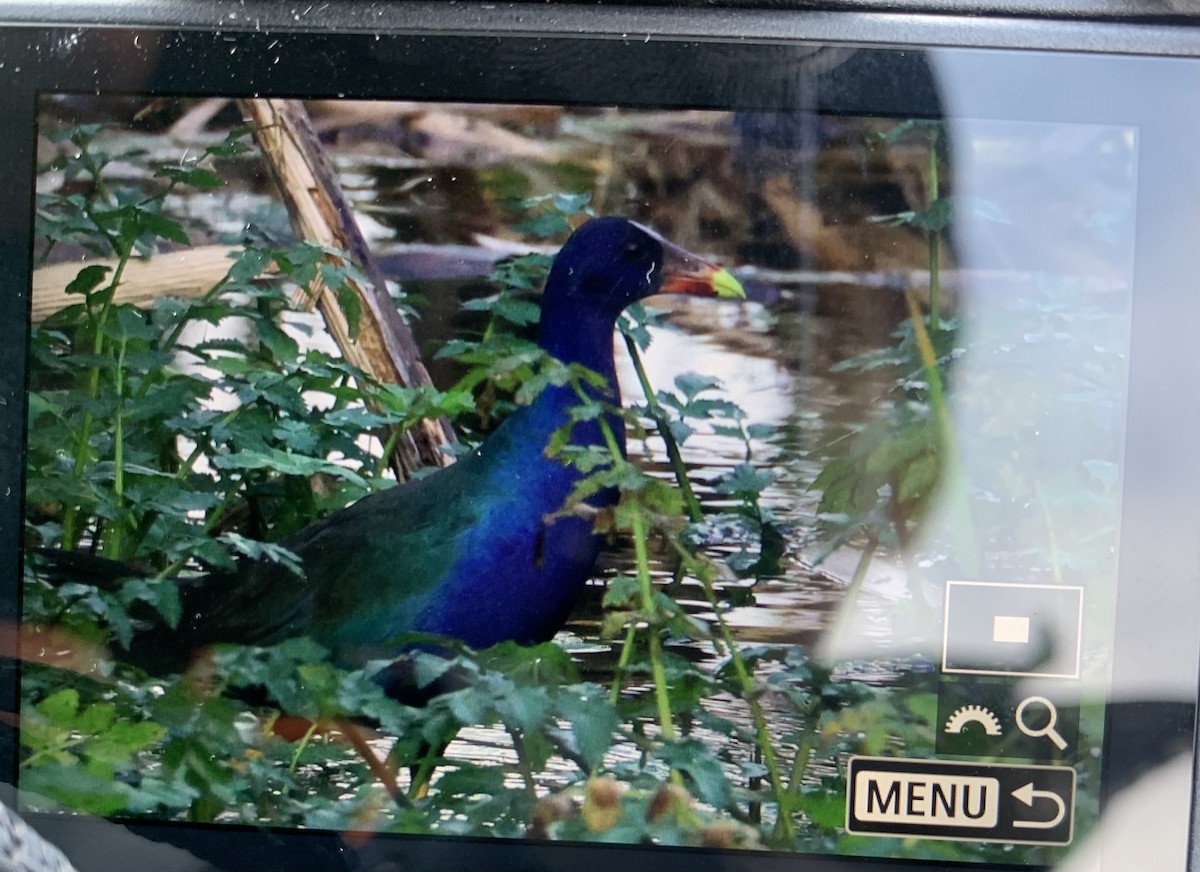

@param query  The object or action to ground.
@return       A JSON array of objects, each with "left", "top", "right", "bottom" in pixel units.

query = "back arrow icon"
[{"left": 1012, "top": 782, "right": 1066, "bottom": 829}]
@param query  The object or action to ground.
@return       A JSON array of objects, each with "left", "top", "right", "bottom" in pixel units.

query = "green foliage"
[
  {"left": 435, "top": 192, "right": 595, "bottom": 435},
  {"left": 21, "top": 687, "right": 166, "bottom": 814}
]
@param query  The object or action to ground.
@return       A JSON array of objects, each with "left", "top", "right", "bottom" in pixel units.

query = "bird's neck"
[
  {"left": 537, "top": 303, "right": 622, "bottom": 405},
  {"left": 474, "top": 301, "right": 625, "bottom": 517}
]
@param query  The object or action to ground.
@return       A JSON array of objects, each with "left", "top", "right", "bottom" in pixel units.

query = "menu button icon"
[{"left": 846, "top": 757, "right": 1075, "bottom": 846}]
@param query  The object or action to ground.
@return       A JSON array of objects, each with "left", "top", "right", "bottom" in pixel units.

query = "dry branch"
[
  {"left": 30, "top": 245, "right": 239, "bottom": 323},
  {"left": 238, "top": 97, "right": 456, "bottom": 478}
]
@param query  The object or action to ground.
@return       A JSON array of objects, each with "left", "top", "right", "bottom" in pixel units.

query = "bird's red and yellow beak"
[{"left": 637, "top": 223, "right": 746, "bottom": 300}]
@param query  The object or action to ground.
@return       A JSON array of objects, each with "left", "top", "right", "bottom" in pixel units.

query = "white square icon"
[{"left": 993, "top": 615, "right": 1031, "bottom": 645}]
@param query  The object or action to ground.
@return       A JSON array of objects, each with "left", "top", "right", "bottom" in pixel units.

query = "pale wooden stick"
[
  {"left": 238, "top": 97, "right": 456, "bottom": 477},
  {"left": 30, "top": 245, "right": 238, "bottom": 324}
]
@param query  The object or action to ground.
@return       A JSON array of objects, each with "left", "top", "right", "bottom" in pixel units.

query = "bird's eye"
[{"left": 622, "top": 239, "right": 647, "bottom": 259}]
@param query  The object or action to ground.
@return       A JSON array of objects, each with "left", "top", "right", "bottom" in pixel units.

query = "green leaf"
[
  {"left": 205, "top": 127, "right": 254, "bottom": 158},
  {"left": 667, "top": 420, "right": 694, "bottom": 446},
  {"left": 153, "top": 581, "right": 183, "bottom": 629},
  {"left": 65, "top": 264, "right": 111, "bottom": 296},
  {"left": 335, "top": 284, "right": 363, "bottom": 339},
  {"left": 552, "top": 192, "right": 592, "bottom": 214},
  {"left": 863, "top": 420, "right": 934, "bottom": 476},
  {"left": 516, "top": 212, "right": 570, "bottom": 239},
  {"left": 711, "top": 424, "right": 744, "bottom": 440},
  {"left": 906, "top": 692, "right": 939, "bottom": 727},
  {"left": 272, "top": 419, "right": 320, "bottom": 454},
  {"left": 958, "top": 195, "right": 1011, "bottom": 224},
  {"left": 675, "top": 372, "right": 722, "bottom": 401},
  {"left": 21, "top": 765, "right": 132, "bottom": 816},
  {"left": 123, "top": 776, "right": 199, "bottom": 813},
  {"left": 228, "top": 247, "right": 273, "bottom": 284},
  {"left": 87, "top": 721, "right": 166, "bottom": 765},
  {"left": 74, "top": 701, "right": 117, "bottom": 735},
  {"left": 413, "top": 653, "right": 454, "bottom": 689},
  {"left": 559, "top": 687, "right": 619, "bottom": 771},
  {"left": 642, "top": 478, "right": 684, "bottom": 516},
  {"left": 36, "top": 688, "right": 80, "bottom": 726},
  {"left": 603, "top": 575, "right": 640, "bottom": 608},
  {"left": 212, "top": 449, "right": 367, "bottom": 490},
  {"left": 112, "top": 306, "right": 159, "bottom": 341},
  {"left": 657, "top": 739, "right": 731, "bottom": 809},
  {"left": 155, "top": 165, "right": 224, "bottom": 190},
  {"left": 799, "top": 790, "right": 847, "bottom": 830},
  {"left": 716, "top": 463, "right": 777, "bottom": 498},
  {"left": 297, "top": 662, "right": 341, "bottom": 713},
  {"left": 497, "top": 685, "right": 551, "bottom": 735},
  {"left": 136, "top": 208, "right": 190, "bottom": 246},
  {"left": 618, "top": 305, "right": 654, "bottom": 351},
  {"left": 898, "top": 453, "right": 939, "bottom": 502},
  {"left": 434, "top": 763, "right": 506, "bottom": 798},
  {"left": 445, "top": 687, "right": 489, "bottom": 725},
  {"left": 258, "top": 319, "right": 300, "bottom": 363},
  {"left": 119, "top": 578, "right": 183, "bottom": 629},
  {"left": 478, "top": 641, "right": 578, "bottom": 687},
  {"left": 216, "top": 533, "right": 306, "bottom": 579},
  {"left": 492, "top": 296, "right": 542, "bottom": 327}
]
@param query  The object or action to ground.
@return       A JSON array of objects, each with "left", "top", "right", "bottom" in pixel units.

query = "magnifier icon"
[{"left": 1015, "top": 695, "right": 1068, "bottom": 750}]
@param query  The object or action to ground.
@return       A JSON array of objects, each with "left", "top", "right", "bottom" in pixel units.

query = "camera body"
[{"left": 1, "top": 4, "right": 1198, "bottom": 872}]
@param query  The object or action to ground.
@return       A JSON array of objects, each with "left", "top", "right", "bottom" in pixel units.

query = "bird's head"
[{"left": 543, "top": 217, "right": 745, "bottom": 317}]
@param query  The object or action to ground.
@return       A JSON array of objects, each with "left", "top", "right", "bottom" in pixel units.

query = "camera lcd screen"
[{"left": 3, "top": 23, "right": 1199, "bottom": 872}]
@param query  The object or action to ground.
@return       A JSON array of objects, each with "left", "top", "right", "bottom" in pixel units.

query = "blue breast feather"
[{"left": 303, "top": 380, "right": 624, "bottom": 663}]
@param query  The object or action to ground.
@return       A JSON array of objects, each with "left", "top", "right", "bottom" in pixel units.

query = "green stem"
[
  {"left": 583, "top": 391, "right": 677, "bottom": 745},
  {"left": 21, "top": 735, "right": 90, "bottom": 769},
  {"left": 159, "top": 276, "right": 230, "bottom": 359},
  {"left": 175, "top": 442, "right": 209, "bottom": 483},
  {"left": 151, "top": 480, "right": 248, "bottom": 580},
  {"left": 508, "top": 728, "right": 540, "bottom": 800},
  {"left": 904, "top": 290, "right": 979, "bottom": 576},
  {"left": 785, "top": 721, "right": 817, "bottom": 803},
  {"left": 78, "top": 145, "right": 112, "bottom": 205},
  {"left": 288, "top": 719, "right": 320, "bottom": 774},
  {"left": 375, "top": 424, "right": 406, "bottom": 479},
  {"left": 670, "top": 539, "right": 792, "bottom": 842},
  {"left": 104, "top": 336, "right": 129, "bottom": 559},
  {"left": 622, "top": 333, "right": 703, "bottom": 522},
  {"left": 820, "top": 535, "right": 877, "bottom": 666},
  {"left": 928, "top": 231, "right": 941, "bottom": 327},
  {"left": 614, "top": 344, "right": 787, "bottom": 817},
  {"left": 174, "top": 407, "right": 242, "bottom": 484},
  {"left": 153, "top": 556, "right": 190, "bottom": 581},
  {"left": 609, "top": 624, "right": 637, "bottom": 705},
  {"left": 408, "top": 734, "right": 448, "bottom": 799},
  {"left": 630, "top": 505, "right": 676, "bottom": 743},
  {"left": 62, "top": 247, "right": 133, "bottom": 549}
]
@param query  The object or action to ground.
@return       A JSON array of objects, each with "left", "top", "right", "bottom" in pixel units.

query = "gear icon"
[{"left": 944, "top": 704, "right": 1003, "bottom": 736}]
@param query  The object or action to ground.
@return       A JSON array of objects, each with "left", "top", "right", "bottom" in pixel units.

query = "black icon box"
[
  {"left": 942, "top": 582, "right": 1084, "bottom": 679},
  {"left": 847, "top": 756, "right": 1075, "bottom": 846},
  {"left": 935, "top": 678, "right": 1080, "bottom": 760}
]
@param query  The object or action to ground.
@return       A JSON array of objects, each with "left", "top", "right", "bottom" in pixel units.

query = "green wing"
[{"left": 176, "top": 459, "right": 485, "bottom": 666}]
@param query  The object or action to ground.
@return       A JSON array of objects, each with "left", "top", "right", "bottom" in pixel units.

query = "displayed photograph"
[{"left": 20, "top": 94, "right": 1134, "bottom": 865}]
